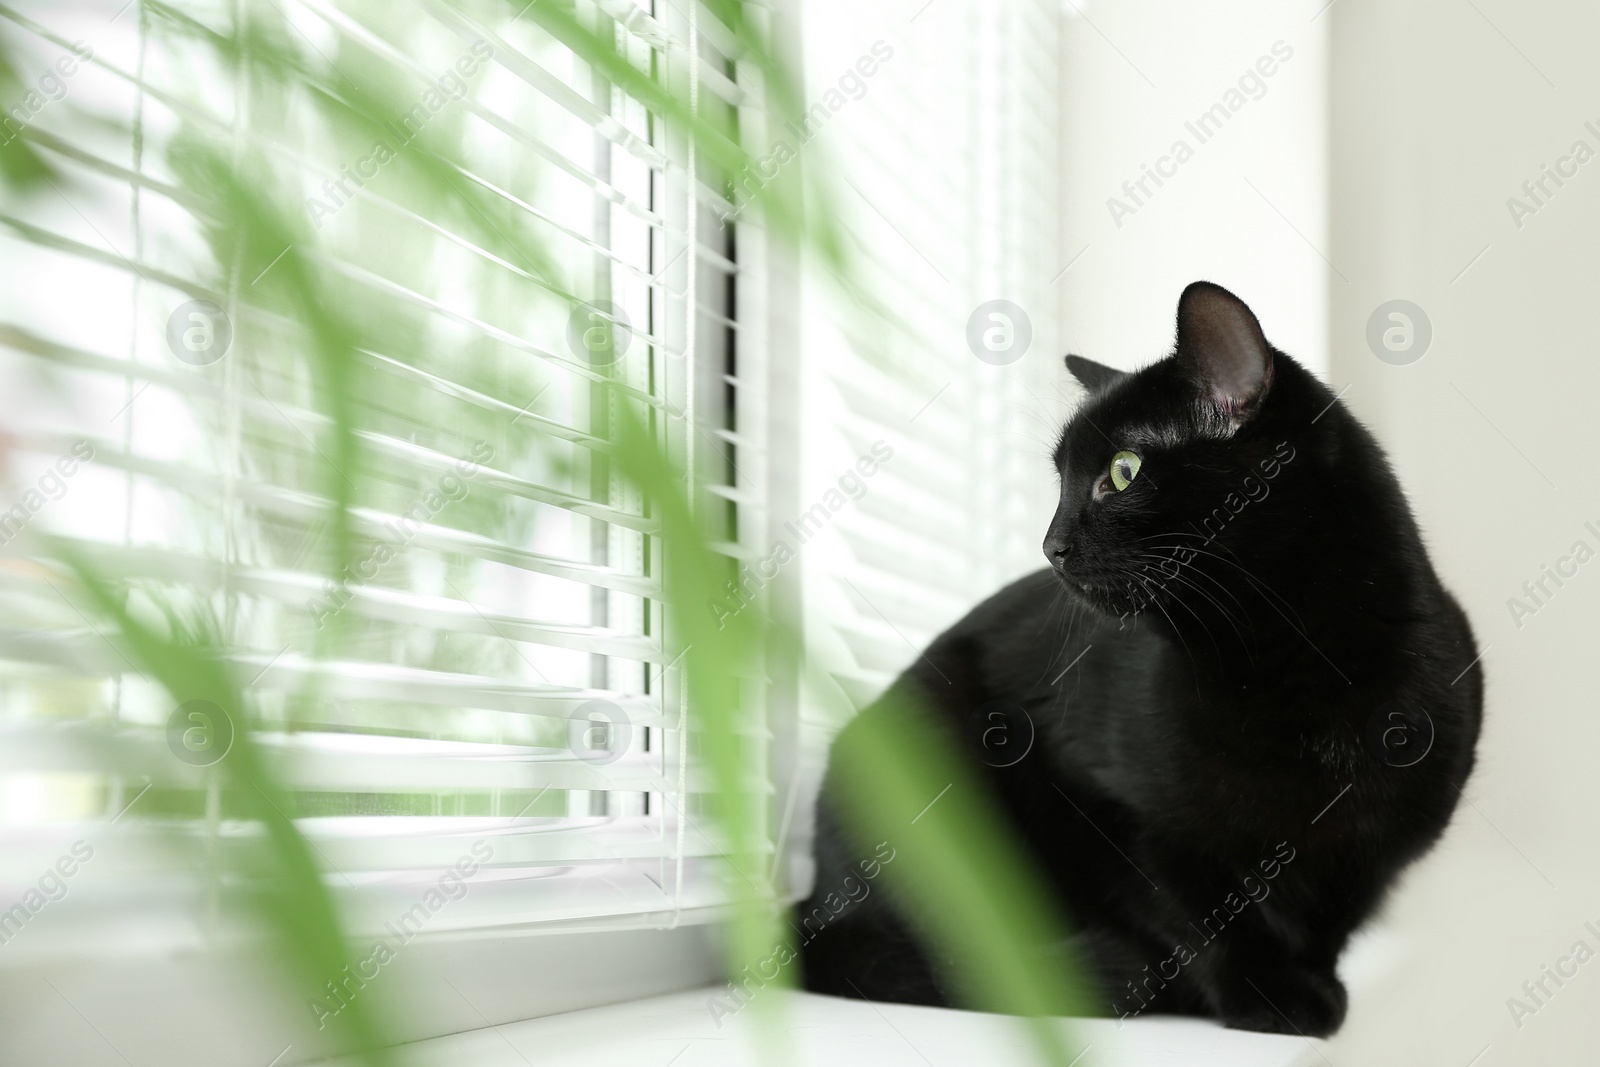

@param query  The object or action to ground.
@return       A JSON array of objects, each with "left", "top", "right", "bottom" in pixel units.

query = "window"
[
  {"left": 0, "top": 0, "right": 1081, "bottom": 1038},
  {"left": 782, "top": 0, "right": 1069, "bottom": 888},
  {"left": 0, "top": 0, "right": 768, "bottom": 948}
]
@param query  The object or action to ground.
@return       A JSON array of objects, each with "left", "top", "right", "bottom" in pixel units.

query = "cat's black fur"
[{"left": 798, "top": 282, "right": 1482, "bottom": 1035}]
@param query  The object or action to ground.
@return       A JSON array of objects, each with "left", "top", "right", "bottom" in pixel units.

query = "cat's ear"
[
  {"left": 1174, "top": 281, "right": 1274, "bottom": 422},
  {"left": 1065, "top": 354, "right": 1129, "bottom": 395}
]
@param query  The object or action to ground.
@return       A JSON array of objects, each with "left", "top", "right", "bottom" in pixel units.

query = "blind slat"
[{"left": 0, "top": 725, "right": 773, "bottom": 794}]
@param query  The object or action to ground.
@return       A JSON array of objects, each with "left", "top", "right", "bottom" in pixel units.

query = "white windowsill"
[
  {"left": 306, "top": 986, "right": 1316, "bottom": 1067},
  {"left": 301, "top": 926, "right": 1401, "bottom": 1067}
]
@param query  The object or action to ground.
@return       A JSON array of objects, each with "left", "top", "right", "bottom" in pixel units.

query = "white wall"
[
  {"left": 1321, "top": 0, "right": 1600, "bottom": 1063},
  {"left": 1058, "top": 0, "right": 1328, "bottom": 375}
]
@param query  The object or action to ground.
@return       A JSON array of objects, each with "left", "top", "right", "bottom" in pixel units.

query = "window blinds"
[
  {"left": 0, "top": 0, "right": 764, "bottom": 946},
  {"left": 781, "top": 0, "right": 1068, "bottom": 894},
  {"left": 796, "top": 0, "right": 1067, "bottom": 703},
  {"left": 742, "top": 0, "right": 1068, "bottom": 902}
]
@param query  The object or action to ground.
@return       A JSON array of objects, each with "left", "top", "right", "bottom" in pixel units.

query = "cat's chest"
[{"left": 1035, "top": 665, "right": 1359, "bottom": 829}]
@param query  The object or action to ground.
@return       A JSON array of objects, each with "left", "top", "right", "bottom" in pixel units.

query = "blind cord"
[{"left": 667, "top": 0, "right": 698, "bottom": 931}]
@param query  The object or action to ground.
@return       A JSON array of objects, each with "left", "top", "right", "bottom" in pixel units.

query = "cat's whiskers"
[
  {"left": 1130, "top": 556, "right": 1231, "bottom": 664},
  {"left": 1134, "top": 547, "right": 1257, "bottom": 632},
  {"left": 1138, "top": 533, "right": 1306, "bottom": 629},
  {"left": 1123, "top": 567, "right": 1201, "bottom": 682},
  {"left": 1153, "top": 542, "right": 1306, "bottom": 631},
  {"left": 1026, "top": 584, "right": 1073, "bottom": 688},
  {"left": 1133, "top": 552, "right": 1257, "bottom": 669}
]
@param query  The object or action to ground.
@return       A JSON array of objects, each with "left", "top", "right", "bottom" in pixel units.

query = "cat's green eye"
[{"left": 1109, "top": 450, "right": 1142, "bottom": 491}]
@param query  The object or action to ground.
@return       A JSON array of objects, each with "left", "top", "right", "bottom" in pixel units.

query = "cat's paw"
[{"left": 1218, "top": 965, "right": 1347, "bottom": 1037}]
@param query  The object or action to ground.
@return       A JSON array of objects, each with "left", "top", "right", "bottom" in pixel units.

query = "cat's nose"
[{"left": 1043, "top": 536, "right": 1071, "bottom": 573}]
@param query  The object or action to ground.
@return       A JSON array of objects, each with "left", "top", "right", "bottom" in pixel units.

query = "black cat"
[{"left": 799, "top": 282, "right": 1482, "bottom": 1035}]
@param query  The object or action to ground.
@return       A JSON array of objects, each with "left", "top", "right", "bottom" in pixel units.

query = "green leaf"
[{"left": 56, "top": 544, "right": 395, "bottom": 1066}]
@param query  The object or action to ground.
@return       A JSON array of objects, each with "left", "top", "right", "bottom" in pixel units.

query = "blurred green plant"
[
  {"left": 57, "top": 544, "right": 395, "bottom": 1065},
  {"left": 0, "top": 1, "right": 1090, "bottom": 1064}
]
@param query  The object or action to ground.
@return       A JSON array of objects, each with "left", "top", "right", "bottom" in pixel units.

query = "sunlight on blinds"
[
  {"left": 794, "top": 0, "right": 1068, "bottom": 707},
  {"left": 0, "top": 0, "right": 764, "bottom": 950}
]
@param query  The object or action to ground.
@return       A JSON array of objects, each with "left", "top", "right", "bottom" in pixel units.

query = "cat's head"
[{"left": 1045, "top": 282, "right": 1321, "bottom": 620}]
